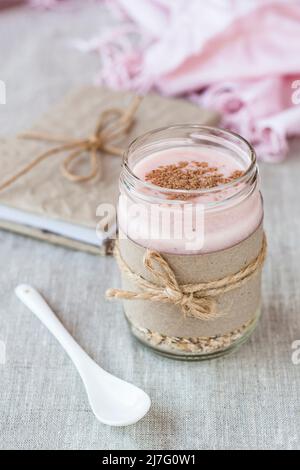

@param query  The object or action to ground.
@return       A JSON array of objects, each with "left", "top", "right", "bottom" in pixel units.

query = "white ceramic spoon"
[{"left": 15, "top": 284, "right": 151, "bottom": 426}]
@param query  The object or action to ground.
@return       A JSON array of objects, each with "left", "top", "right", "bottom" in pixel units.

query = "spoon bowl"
[{"left": 81, "top": 358, "right": 151, "bottom": 426}]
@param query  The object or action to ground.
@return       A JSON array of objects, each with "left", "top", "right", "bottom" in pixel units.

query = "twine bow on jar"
[
  {"left": 141, "top": 249, "right": 218, "bottom": 319},
  {"left": 106, "top": 235, "right": 267, "bottom": 321},
  {"left": 0, "top": 96, "right": 142, "bottom": 192},
  {"left": 106, "top": 245, "right": 219, "bottom": 320}
]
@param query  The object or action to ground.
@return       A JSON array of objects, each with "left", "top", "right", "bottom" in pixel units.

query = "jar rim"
[{"left": 123, "top": 124, "right": 257, "bottom": 197}]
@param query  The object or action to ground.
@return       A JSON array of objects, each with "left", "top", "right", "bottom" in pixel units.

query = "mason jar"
[{"left": 113, "top": 125, "right": 265, "bottom": 360}]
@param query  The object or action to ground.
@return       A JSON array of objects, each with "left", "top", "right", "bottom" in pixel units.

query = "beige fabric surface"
[{"left": 0, "top": 2, "right": 300, "bottom": 450}]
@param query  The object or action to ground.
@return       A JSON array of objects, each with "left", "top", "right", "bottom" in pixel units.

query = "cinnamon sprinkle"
[{"left": 145, "top": 160, "right": 244, "bottom": 191}]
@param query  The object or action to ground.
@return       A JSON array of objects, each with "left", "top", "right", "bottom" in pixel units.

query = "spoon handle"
[{"left": 15, "top": 284, "right": 92, "bottom": 370}]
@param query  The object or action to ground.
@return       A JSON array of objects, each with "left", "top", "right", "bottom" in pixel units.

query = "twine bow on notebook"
[
  {"left": 0, "top": 96, "right": 142, "bottom": 192},
  {"left": 106, "top": 235, "right": 267, "bottom": 321}
]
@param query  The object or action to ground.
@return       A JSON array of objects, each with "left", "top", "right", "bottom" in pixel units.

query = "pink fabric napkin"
[
  {"left": 79, "top": 0, "right": 300, "bottom": 162},
  {"left": 13, "top": 0, "right": 300, "bottom": 160},
  {"left": 191, "top": 76, "right": 300, "bottom": 162},
  {"left": 0, "top": 0, "right": 25, "bottom": 8}
]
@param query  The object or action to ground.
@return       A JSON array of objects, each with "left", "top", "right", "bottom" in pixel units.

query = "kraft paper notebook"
[{"left": 0, "top": 86, "right": 219, "bottom": 255}]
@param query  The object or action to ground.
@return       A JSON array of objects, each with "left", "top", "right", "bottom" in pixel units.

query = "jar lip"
[{"left": 123, "top": 124, "right": 257, "bottom": 196}]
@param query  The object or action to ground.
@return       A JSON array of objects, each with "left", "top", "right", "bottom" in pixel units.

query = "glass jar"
[{"left": 117, "top": 125, "right": 264, "bottom": 360}]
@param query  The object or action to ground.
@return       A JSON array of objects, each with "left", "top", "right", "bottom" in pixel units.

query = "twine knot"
[
  {"left": 106, "top": 234, "right": 267, "bottom": 321},
  {"left": 88, "top": 135, "right": 102, "bottom": 149},
  {"left": 163, "top": 288, "right": 209, "bottom": 318},
  {"left": 163, "top": 287, "right": 186, "bottom": 305},
  {"left": 0, "top": 96, "right": 142, "bottom": 192}
]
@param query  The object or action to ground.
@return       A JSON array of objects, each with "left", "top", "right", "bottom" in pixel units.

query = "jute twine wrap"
[
  {"left": 0, "top": 96, "right": 142, "bottom": 192},
  {"left": 106, "top": 234, "right": 267, "bottom": 321}
]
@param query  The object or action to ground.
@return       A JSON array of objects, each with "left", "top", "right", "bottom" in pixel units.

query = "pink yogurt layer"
[{"left": 119, "top": 147, "right": 263, "bottom": 254}]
